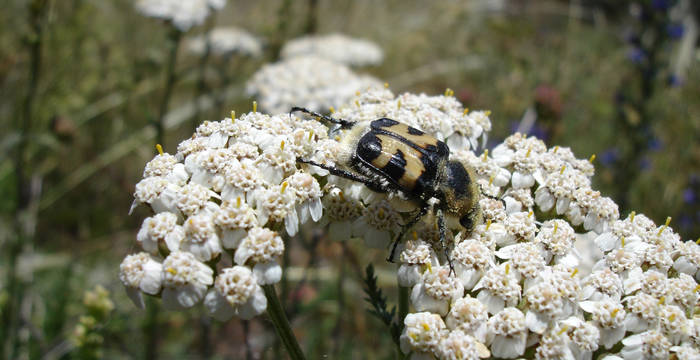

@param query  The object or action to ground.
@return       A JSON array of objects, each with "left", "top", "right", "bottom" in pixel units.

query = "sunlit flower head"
[
  {"left": 187, "top": 26, "right": 262, "bottom": 57},
  {"left": 135, "top": 0, "right": 226, "bottom": 31},
  {"left": 280, "top": 33, "right": 383, "bottom": 67}
]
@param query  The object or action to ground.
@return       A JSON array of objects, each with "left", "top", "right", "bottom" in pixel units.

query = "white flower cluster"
[
  {"left": 383, "top": 115, "right": 700, "bottom": 358},
  {"left": 122, "top": 86, "right": 699, "bottom": 359},
  {"left": 121, "top": 107, "right": 331, "bottom": 319},
  {"left": 246, "top": 56, "right": 383, "bottom": 115},
  {"left": 186, "top": 26, "right": 263, "bottom": 58},
  {"left": 280, "top": 33, "right": 384, "bottom": 67},
  {"left": 135, "top": 0, "right": 226, "bottom": 32}
]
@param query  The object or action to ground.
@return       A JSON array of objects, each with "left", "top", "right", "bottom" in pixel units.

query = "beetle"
[{"left": 291, "top": 106, "right": 482, "bottom": 267}]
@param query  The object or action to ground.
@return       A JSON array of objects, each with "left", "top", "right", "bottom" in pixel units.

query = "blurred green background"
[{"left": 1, "top": 0, "right": 699, "bottom": 358}]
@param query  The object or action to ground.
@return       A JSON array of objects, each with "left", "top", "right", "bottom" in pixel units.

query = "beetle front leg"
[
  {"left": 290, "top": 107, "right": 354, "bottom": 128},
  {"left": 436, "top": 209, "right": 454, "bottom": 275}
]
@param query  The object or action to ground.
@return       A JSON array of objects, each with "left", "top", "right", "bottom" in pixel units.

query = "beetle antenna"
[{"left": 290, "top": 106, "right": 355, "bottom": 128}]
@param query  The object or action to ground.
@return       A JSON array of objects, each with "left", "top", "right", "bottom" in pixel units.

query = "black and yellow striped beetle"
[{"left": 292, "top": 107, "right": 482, "bottom": 269}]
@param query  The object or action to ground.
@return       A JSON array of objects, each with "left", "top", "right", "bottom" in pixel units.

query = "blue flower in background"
[
  {"left": 684, "top": 188, "right": 697, "bottom": 204},
  {"left": 647, "top": 137, "right": 662, "bottom": 151},
  {"left": 600, "top": 148, "right": 620, "bottom": 167},
  {"left": 667, "top": 24, "right": 684, "bottom": 39},
  {"left": 627, "top": 47, "right": 646, "bottom": 64},
  {"left": 667, "top": 74, "right": 683, "bottom": 87},
  {"left": 679, "top": 214, "right": 692, "bottom": 230},
  {"left": 638, "top": 156, "right": 652, "bottom": 171},
  {"left": 651, "top": 0, "right": 671, "bottom": 11}
]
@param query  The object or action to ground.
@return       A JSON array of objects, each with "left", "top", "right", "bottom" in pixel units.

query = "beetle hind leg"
[{"left": 386, "top": 204, "right": 429, "bottom": 263}]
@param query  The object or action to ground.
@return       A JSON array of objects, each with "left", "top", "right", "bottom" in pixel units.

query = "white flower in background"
[
  {"left": 131, "top": 176, "right": 180, "bottom": 215},
  {"left": 398, "top": 239, "right": 437, "bottom": 287},
  {"left": 445, "top": 296, "right": 489, "bottom": 342},
  {"left": 286, "top": 171, "right": 323, "bottom": 223},
  {"left": 123, "top": 87, "right": 698, "bottom": 356},
  {"left": 280, "top": 33, "right": 383, "bottom": 67},
  {"left": 486, "top": 307, "right": 527, "bottom": 359},
  {"left": 619, "top": 329, "right": 671, "bottom": 359},
  {"left": 161, "top": 251, "right": 213, "bottom": 309},
  {"left": 673, "top": 240, "right": 700, "bottom": 279},
  {"left": 181, "top": 212, "right": 222, "bottom": 262},
  {"left": 581, "top": 268, "right": 623, "bottom": 301},
  {"left": 234, "top": 227, "right": 284, "bottom": 284},
  {"left": 136, "top": 212, "right": 184, "bottom": 254},
  {"left": 246, "top": 56, "right": 383, "bottom": 114},
  {"left": 135, "top": 0, "right": 227, "bottom": 32},
  {"left": 579, "top": 299, "right": 626, "bottom": 349},
  {"left": 437, "top": 329, "right": 490, "bottom": 360},
  {"left": 143, "top": 150, "right": 189, "bottom": 185},
  {"left": 411, "top": 266, "right": 464, "bottom": 316},
  {"left": 400, "top": 312, "right": 447, "bottom": 357},
  {"left": 353, "top": 200, "right": 401, "bottom": 249},
  {"left": 473, "top": 264, "right": 521, "bottom": 314},
  {"left": 254, "top": 181, "right": 299, "bottom": 236},
  {"left": 451, "top": 238, "right": 492, "bottom": 290},
  {"left": 187, "top": 26, "right": 262, "bottom": 57},
  {"left": 215, "top": 198, "right": 258, "bottom": 249},
  {"left": 119, "top": 253, "right": 163, "bottom": 308},
  {"left": 204, "top": 266, "right": 266, "bottom": 320},
  {"left": 321, "top": 186, "right": 363, "bottom": 242}
]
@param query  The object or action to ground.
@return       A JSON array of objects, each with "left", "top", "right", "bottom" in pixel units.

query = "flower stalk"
[
  {"left": 155, "top": 26, "right": 183, "bottom": 148},
  {"left": 262, "top": 284, "right": 306, "bottom": 360}
]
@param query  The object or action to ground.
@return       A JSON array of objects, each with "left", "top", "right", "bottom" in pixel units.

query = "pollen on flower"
[
  {"left": 401, "top": 312, "right": 447, "bottom": 354},
  {"left": 423, "top": 266, "right": 462, "bottom": 300},
  {"left": 488, "top": 307, "right": 526, "bottom": 336},
  {"left": 400, "top": 240, "right": 433, "bottom": 265},
  {"left": 364, "top": 201, "right": 401, "bottom": 231},
  {"left": 215, "top": 266, "right": 258, "bottom": 307},
  {"left": 504, "top": 211, "right": 537, "bottom": 242},
  {"left": 176, "top": 182, "right": 214, "bottom": 216},
  {"left": 234, "top": 227, "right": 284, "bottom": 265},
  {"left": 446, "top": 296, "right": 488, "bottom": 333},
  {"left": 119, "top": 253, "right": 162, "bottom": 293}
]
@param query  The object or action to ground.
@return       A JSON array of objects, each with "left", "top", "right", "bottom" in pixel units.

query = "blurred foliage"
[{"left": 0, "top": 0, "right": 698, "bottom": 358}]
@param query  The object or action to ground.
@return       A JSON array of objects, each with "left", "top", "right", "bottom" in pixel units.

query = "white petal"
[
  {"left": 309, "top": 198, "right": 323, "bottom": 222},
  {"left": 253, "top": 261, "right": 282, "bottom": 285},
  {"left": 285, "top": 207, "right": 299, "bottom": 236},
  {"left": 222, "top": 229, "right": 247, "bottom": 249},
  {"left": 594, "top": 232, "right": 618, "bottom": 252},
  {"left": 490, "top": 332, "right": 527, "bottom": 358},
  {"left": 329, "top": 221, "right": 352, "bottom": 242},
  {"left": 125, "top": 287, "right": 145, "bottom": 309},
  {"left": 525, "top": 310, "right": 548, "bottom": 334},
  {"left": 204, "top": 290, "right": 236, "bottom": 321},
  {"left": 555, "top": 197, "right": 571, "bottom": 215},
  {"left": 237, "top": 287, "right": 267, "bottom": 320}
]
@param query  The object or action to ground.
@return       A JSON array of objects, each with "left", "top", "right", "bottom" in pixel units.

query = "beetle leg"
[
  {"left": 297, "top": 158, "right": 388, "bottom": 192},
  {"left": 386, "top": 204, "right": 429, "bottom": 263},
  {"left": 479, "top": 187, "right": 507, "bottom": 208},
  {"left": 436, "top": 209, "right": 454, "bottom": 275},
  {"left": 290, "top": 106, "right": 355, "bottom": 128}
]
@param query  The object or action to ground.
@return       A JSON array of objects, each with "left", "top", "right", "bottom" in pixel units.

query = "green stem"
[
  {"left": 3, "top": 1, "right": 48, "bottom": 357},
  {"left": 397, "top": 285, "right": 408, "bottom": 360},
  {"left": 155, "top": 27, "right": 183, "bottom": 149},
  {"left": 262, "top": 284, "right": 306, "bottom": 360},
  {"left": 144, "top": 297, "right": 160, "bottom": 360},
  {"left": 192, "top": 16, "right": 216, "bottom": 131},
  {"left": 398, "top": 285, "right": 408, "bottom": 328}
]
